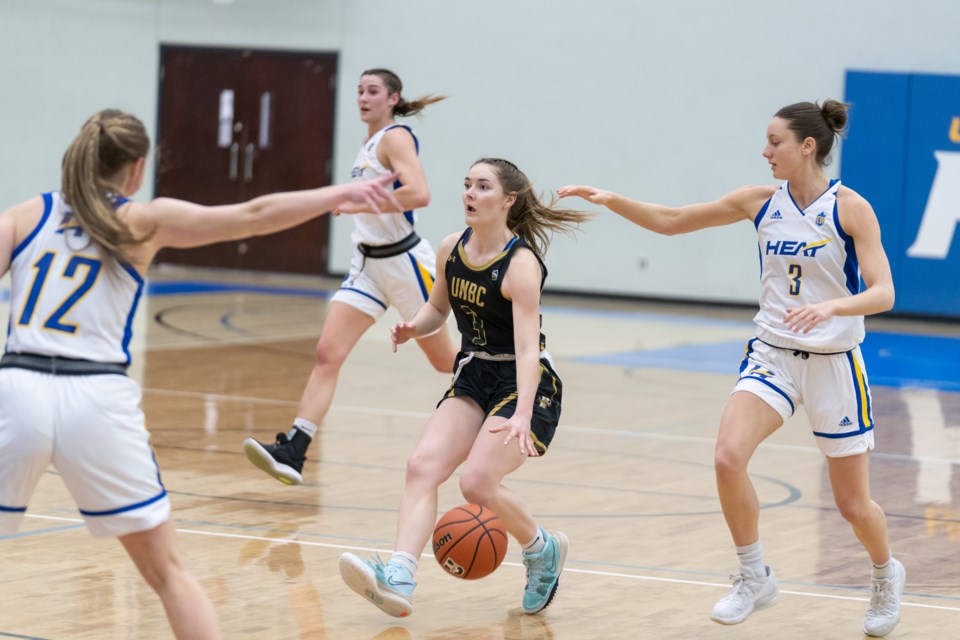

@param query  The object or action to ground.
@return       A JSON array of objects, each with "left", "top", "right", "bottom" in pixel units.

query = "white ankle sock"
[
  {"left": 736, "top": 541, "right": 766, "bottom": 577},
  {"left": 389, "top": 551, "right": 419, "bottom": 575},
  {"left": 291, "top": 418, "right": 318, "bottom": 439},
  {"left": 872, "top": 557, "right": 894, "bottom": 580},
  {"left": 523, "top": 528, "right": 546, "bottom": 555}
]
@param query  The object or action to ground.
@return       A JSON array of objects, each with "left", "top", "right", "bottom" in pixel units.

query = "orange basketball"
[{"left": 432, "top": 504, "right": 508, "bottom": 580}]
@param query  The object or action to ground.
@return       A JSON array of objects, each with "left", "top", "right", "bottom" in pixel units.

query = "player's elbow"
[
  {"left": 410, "top": 188, "right": 430, "bottom": 210},
  {"left": 869, "top": 282, "right": 895, "bottom": 313},
  {"left": 881, "top": 286, "right": 895, "bottom": 312},
  {"left": 657, "top": 210, "right": 687, "bottom": 236}
]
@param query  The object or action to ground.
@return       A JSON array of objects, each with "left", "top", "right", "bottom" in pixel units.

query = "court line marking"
[
  {"left": 22, "top": 514, "right": 960, "bottom": 613},
  {"left": 142, "top": 387, "right": 960, "bottom": 465}
]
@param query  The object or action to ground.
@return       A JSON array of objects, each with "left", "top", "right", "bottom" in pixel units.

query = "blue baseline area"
[
  {"left": 574, "top": 332, "right": 960, "bottom": 392},
  {"left": 3, "top": 280, "right": 954, "bottom": 390},
  {"left": 145, "top": 280, "right": 333, "bottom": 298}
]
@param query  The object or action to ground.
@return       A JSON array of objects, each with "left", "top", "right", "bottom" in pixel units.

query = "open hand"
[
  {"left": 342, "top": 172, "right": 402, "bottom": 214},
  {"left": 784, "top": 301, "right": 836, "bottom": 334},
  {"left": 556, "top": 184, "right": 614, "bottom": 206},
  {"left": 488, "top": 416, "right": 539, "bottom": 457},
  {"left": 390, "top": 321, "right": 417, "bottom": 352}
]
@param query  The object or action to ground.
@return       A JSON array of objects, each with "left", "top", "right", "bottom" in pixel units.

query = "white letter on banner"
[{"left": 907, "top": 150, "right": 960, "bottom": 259}]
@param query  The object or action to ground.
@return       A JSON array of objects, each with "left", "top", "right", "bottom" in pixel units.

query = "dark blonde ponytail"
[
  {"left": 61, "top": 109, "right": 150, "bottom": 261},
  {"left": 473, "top": 158, "right": 592, "bottom": 260},
  {"left": 361, "top": 68, "right": 447, "bottom": 118}
]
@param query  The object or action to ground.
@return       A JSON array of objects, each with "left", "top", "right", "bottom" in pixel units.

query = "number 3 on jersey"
[
  {"left": 18, "top": 251, "right": 102, "bottom": 333},
  {"left": 788, "top": 264, "right": 802, "bottom": 296}
]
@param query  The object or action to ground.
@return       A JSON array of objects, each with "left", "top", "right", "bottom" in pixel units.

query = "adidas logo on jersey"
[
  {"left": 770, "top": 210, "right": 783, "bottom": 220},
  {"left": 838, "top": 416, "right": 853, "bottom": 427}
]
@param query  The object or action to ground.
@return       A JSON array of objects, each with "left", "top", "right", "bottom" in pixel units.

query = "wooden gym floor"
[{"left": 2, "top": 266, "right": 958, "bottom": 639}]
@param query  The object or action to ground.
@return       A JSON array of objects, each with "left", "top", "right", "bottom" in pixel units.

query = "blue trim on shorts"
[
  {"left": 78, "top": 488, "right": 167, "bottom": 517},
  {"left": 741, "top": 375, "right": 795, "bottom": 415},
  {"left": 0, "top": 505, "right": 27, "bottom": 513},
  {"left": 812, "top": 425, "right": 874, "bottom": 439},
  {"left": 407, "top": 254, "right": 429, "bottom": 300},
  {"left": 339, "top": 286, "right": 388, "bottom": 310},
  {"left": 738, "top": 338, "right": 758, "bottom": 374}
]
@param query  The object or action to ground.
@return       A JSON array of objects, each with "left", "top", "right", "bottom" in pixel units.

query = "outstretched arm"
[
  {"left": 391, "top": 232, "right": 458, "bottom": 351},
  {"left": 137, "top": 171, "right": 400, "bottom": 252},
  {"left": 557, "top": 184, "right": 772, "bottom": 234}
]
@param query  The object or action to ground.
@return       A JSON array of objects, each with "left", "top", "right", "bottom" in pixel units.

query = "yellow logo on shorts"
[{"left": 537, "top": 396, "right": 552, "bottom": 409}]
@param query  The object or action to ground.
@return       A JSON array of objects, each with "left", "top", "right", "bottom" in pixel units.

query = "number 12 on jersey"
[{"left": 18, "top": 251, "right": 102, "bottom": 334}]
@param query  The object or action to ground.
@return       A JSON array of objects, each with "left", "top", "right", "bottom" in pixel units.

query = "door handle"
[
  {"left": 229, "top": 142, "right": 239, "bottom": 181},
  {"left": 244, "top": 143, "right": 255, "bottom": 182}
]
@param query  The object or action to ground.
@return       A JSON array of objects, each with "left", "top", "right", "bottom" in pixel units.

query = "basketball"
[{"left": 432, "top": 504, "right": 509, "bottom": 580}]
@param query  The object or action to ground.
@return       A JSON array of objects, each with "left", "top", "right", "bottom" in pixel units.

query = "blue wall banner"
[{"left": 843, "top": 70, "right": 960, "bottom": 318}]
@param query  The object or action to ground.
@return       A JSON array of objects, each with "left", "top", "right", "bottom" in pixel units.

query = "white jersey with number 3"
[
  {"left": 5, "top": 191, "right": 144, "bottom": 364},
  {"left": 752, "top": 180, "right": 864, "bottom": 353}
]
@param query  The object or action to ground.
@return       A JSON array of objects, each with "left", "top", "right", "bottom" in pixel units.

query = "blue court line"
[
  {"left": 142, "top": 282, "right": 959, "bottom": 387},
  {"left": 143, "top": 282, "right": 752, "bottom": 327},
  {"left": 0, "top": 523, "right": 86, "bottom": 540},
  {"left": 145, "top": 280, "right": 333, "bottom": 298},
  {"left": 541, "top": 303, "right": 754, "bottom": 328},
  {"left": 6, "top": 280, "right": 957, "bottom": 389},
  {"left": 574, "top": 332, "right": 960, "bottom": 392},
  {"left": 0, "top": 631, "right": 48, "bottom": 640}
]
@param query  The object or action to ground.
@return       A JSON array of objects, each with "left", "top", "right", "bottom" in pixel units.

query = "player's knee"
[
  {"left": 404, "top": 451, "right": 449, "bottom": 488},
  {"left": 312, "top": 342, "right": 348, "bottom": 372},
  {"left": 458, "top": 470, "right": 495, "bottom": 506},
  {"left": 834, "top": 495, "right": 873, "bottom": 525},
  {"left": 136, "top": 553, "right": 186, "bottom": 594},
  {"left": 714, "top": 445, "right": 749, "bottom": 477}
]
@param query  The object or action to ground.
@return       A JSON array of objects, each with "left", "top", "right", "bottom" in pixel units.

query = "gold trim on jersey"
[{"left": 456, "top": 233, "right": 520, "bottom": 271}]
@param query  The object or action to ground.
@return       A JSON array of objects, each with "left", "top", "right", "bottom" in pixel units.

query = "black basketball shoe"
[{"left": 243, "top": 432, "right": 306, "bottom": 485}]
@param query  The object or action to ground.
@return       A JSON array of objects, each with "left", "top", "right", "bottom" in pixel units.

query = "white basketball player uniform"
[
  {"left": 0, "top": 191, "right": 169, "bottom": 537},
  {"left": 735, "top": 180, "right": 875, "bottom": 457},
  {"left": 331, "top": 123, "right": 438, "bottom": 320}
]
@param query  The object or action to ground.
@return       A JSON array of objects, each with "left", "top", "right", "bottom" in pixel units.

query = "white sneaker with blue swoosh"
[{"left": 339, "top": 553, "right": 415, "bottom": 618}]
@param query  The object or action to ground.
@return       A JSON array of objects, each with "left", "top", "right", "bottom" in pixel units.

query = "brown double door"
[{"left": 155, "top": 46, "right": 338, "bottom": 273}]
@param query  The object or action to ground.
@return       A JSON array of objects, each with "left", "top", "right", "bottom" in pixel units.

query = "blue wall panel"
[{"left": 843, "top": 70, "right": 960, "bottom": 318}]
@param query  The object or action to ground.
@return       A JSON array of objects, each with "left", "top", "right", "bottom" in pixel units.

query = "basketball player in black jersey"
[{"left": 339, "top": 158, "right": 590, "bottom": 618}]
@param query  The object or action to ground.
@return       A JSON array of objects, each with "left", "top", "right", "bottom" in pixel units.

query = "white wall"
[{"left": 3, "top": 0, "right": 960, "bottom": 303}]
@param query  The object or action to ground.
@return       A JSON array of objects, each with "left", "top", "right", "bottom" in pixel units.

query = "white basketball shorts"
[
  {"left": 0, "top": 369, "right": 169, "bottom": 538},
  {"left": 733, "top": 338, "right": 875, "bottom": 457},
  {"left": 331, "top": 239, "right": 437, "bottom": 321}
]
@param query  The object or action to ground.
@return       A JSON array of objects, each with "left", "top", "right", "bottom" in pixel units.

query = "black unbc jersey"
[{"left": 445, "top": 229, "right": 547, "bottom": 355}]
